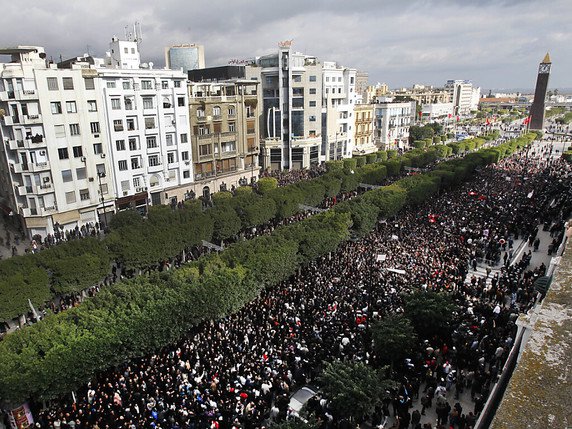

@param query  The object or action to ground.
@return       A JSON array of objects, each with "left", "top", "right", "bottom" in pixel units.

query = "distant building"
[
  {"left": 445, "top": 79, "right": 481, "bottom": 115},
  {"left": 165, "top": 44, "right": 205, "bottom": 74},
  {"left": 353, "top": 103, "right": 376, "bottom": 155},
  {"left": 392, "top": 84, "right": 451, "bottom": 105},
  {"left": 374, "top": 99, "right": 415, "bottom": 150},
  {"left": 355, "top": 71, "right": 369, "bottom": 104},
  {"left": 421, "top": 102, "right": 454, "bottom": 121},
  {"left": 364, "top": 83, "right": 389, "bottom": 104}
]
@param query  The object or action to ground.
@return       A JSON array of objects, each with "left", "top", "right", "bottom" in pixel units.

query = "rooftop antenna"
[{"left": 134, "top": 21, "right": 143, "bottom": 47}]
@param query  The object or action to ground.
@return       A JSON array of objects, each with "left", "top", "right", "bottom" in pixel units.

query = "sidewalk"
[{"left": 0, "top": 214, "right": 28, "bottom": 260}]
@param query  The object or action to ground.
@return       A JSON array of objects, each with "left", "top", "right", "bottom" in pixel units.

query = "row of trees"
[
  {"left": 0, "top": 141, "right": 465, "bottom": 322},
  {"left": 0, "top": 132, "right": 539, "bottom": 406}
]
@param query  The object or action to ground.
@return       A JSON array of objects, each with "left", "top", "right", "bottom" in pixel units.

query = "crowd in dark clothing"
[
  {"left": 30, "top": 142, "right": 571, "bottom": 429},
  {"left": 260, "top": 164, "right": 328, "bottom": 187}
]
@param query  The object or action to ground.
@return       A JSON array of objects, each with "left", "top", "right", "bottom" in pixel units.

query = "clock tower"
[{"left": 529, "top": 53, "right": 551, "bottom": 130}]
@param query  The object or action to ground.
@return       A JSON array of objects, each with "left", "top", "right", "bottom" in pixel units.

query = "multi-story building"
[
  {"left": 165, "top": 44, "right": 205, "bottom": 74},
  {"left": 246, "top": 44, "right": 323, "bottom": 171},
  {"left": 374, "top": 98, "right": 415, "bottom": 150},
  {"left": 322, "top": 61, "right": 357, "bottom": 161},
  {"left": 355, "top": 71, "right": 369, "bottom": 104},
  {"left": 94, "top": 38, "right": 192, "bottom": 208},
  {"left": 445, "top": 79, "right": 481, "bottom": 116},
  {"left": 188, "top": 79, "right": 260, "bottom": 197},
  {"left": 353, "top": 103, "right": 376, "bottom": 155},
  {"left": 421, "top": 102, "right": 454, "bottom": 121},
  {"left": 392, "top": 84, "right": 451, "bottom": 105},
  {"left": 364, "top": 82, "right": 389, "bottom": 104},
  {"left": 0, "top": 46, "right": 114, "bottom": 238}
]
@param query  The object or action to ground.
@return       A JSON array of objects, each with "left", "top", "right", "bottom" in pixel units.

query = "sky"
[{"left": 2, "top": 0, "right": 571, "bottom": 91}]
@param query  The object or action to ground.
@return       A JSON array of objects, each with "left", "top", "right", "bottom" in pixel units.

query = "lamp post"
[
  {"left": 97, "top": 171, "right": 106, "bottom": 230},
  {"left": 251, "top": 146, "right": 258, "bottom": 184}
]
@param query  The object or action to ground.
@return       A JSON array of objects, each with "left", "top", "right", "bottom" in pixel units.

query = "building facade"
[
  {"left": 353, "top": 103, "right": 376, "bottom": 155},
  {"left": 246, "top": 45, "right": 323, "bottom": 171},
  {"left": 374, "top": 99, "right": 415, "bottom": 150},
  {"left": 188, "top": 79, "right": 260, "bottom": 197},
  {"left": 445, "top": 79, "right": 481, "bottom": 116},
  {"left": 0, "top": 47, "right": 114, "bottom": 238}
]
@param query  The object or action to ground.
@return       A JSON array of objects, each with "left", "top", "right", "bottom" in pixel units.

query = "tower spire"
[{"left": 542, "top": 52, "right": 551, "bottom": 64}]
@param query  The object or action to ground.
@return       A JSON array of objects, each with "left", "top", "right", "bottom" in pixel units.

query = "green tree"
[
  {"left": 371, "top": 314, "right": 417, "bottom": 370},
  {"left": 211, "top": 205, "right": 242, "bottom": 241},
  {"left": 403, "top": 291, "right": 456, "bottom": 338},
  {"left": 257, "top": 177, "right": 278, "bottom": 194},
  {"left": 318, "top": 361, "right": 396, "bottom": 421}
]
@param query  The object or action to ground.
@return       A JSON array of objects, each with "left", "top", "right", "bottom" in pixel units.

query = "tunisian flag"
[{"left": 523, "top": 116, "right": 531, "bottom": 125}]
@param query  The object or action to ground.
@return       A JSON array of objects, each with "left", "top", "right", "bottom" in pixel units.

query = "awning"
[
  {"left": 25, "top": 216, "right": 48, "bottom": 228},
  {"left": 52, "top": 209, "right": 80, "bottom": 225},
  {"left": 115, "top": 191, "right": 147, "bottom": 206}
]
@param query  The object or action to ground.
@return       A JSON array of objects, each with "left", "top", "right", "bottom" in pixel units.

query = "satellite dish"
[{"left": 148, "top": 62, "right": 154, "bottom": 69}]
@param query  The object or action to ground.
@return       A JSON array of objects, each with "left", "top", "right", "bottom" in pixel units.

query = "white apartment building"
[
  {"left": 445, "top": 79, "right": 481, "bottom": 116},
  {"left": 0, "top": 47, "right": 114, "bottom": 238},
  {"left": 374, "top": 99, "right": 415, "bottom": 150},
  {"left": 322, "top": 61, "right": 357, "bottom": 161},
  {"left": 246, "top": 45, "right": 323, "bottom": 171},
  {"left": 421, "top": 102, "right": 454, "bottom": 121}
]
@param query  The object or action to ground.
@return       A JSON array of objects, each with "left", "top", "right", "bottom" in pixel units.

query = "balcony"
[
  {"left": 147, "top": 163, "right": 163, "bottom": 172},
  {"left": 5, "top": 139, "right": 24, "bottom": 150},
  {"left": 28, "top": 161, "right": 50, "bottom": 172},
  {"left": 212, "top": 115, "right": 222, "bottom": 121},
  {"left": 23, "top": 114, "right": 42, "bottom": 124},
  {"left": 194, "top": 171, "right": 216, "bottom": 181},
  {"left": 0, "top": 91, "right": 15, "bottom": 101},
  {"left": 17, "top": 89, "right": 37, "bottom": 100},
  {"left": 37, "top": 183, "right": 53, "bottom": 194},
  {"left": 1, "top": 116, "right": 14, "bottom": 126},
  {"left": 10, "top": 163, "right": 26, "bottom": 173}
]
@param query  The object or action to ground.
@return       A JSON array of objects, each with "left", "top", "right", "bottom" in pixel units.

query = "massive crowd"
[{"left": 21, "top": 141, "right": 572, "bottom": 429}]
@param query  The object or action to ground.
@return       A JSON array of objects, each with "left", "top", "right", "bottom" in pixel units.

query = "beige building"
[
  {"left": 392, "top": 84, "right": 451, "bottom": 104},
  {"left": 187, "top": 80, "right": 260, "bottom": 198},
  {"left": 353, "top": 104, "right": 376, "bottom": 155},
  {"left": 364, "top": 83, "right": 389, "bottom": 104}
]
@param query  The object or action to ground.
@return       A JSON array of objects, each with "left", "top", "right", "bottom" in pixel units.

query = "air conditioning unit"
[
  {"left": 100, "top": 153, "right": 106, "bottom": 158},
  {"left": 89, "top": 177, "right": 94, "bottom": 182},
  {"left": 80, "top": 156, "right": 87, "bottom": 162},
  {"left": 171, "top": 120, "right": 176, "bottom": 125},
  {"left": 185, "top": 161, "right": 190, "bottom": 165},
  {"left": 136, "top": 187, "right": 144, "bottom": 192},
  {"left": 123, "top": 191, "right": 128, "bottom": 196},
  {"left": 94, "top": 134, "right": 100, "bottom": 138}
]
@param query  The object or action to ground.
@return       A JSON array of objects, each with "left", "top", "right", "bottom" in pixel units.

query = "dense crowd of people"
[
  {"left": 28, "top": 139, "right": 571, "bottom": 429},
  {"left": 260, "top": 164, "right": 328, "bottom": 187}
]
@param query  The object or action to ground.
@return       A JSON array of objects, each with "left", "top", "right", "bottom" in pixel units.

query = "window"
[
  {"left": 222, "top": 141, "right": 236, "bottom": 153},
  {"left": 111, "top": 98, "right": 121, "bottom": 110},
  {"left": 65, "top": 191, "right": 76, "bottom": 204},
  {"left": 84, "top": 78, "right": 95, "bottom": 90},
  {"left": 76, "top": 167, "right": 87, "bottom": 180},
  {"left": 141, "top": 80, "right": 153, "bottom": 90},
  {"left": 131, "top": 157, "right": 141, "bottom": 169},
  {"left": 246, "top": 105, "right": 254, "bottom": 118},
  {"left": 129, "top": 138, "right": 139, "bottom": 151},
  {"left": 90, "top": 122, "right": 100, "bottom": 134},
  {"left": 198, "top": 126, "right": 209, "bottom": 136},
  {"left": 58, "top": 148, "right": 69, "bottom": 159},
  {"left": 114, "top": 120, "right": 124, "bottom": 132},
  {"left": 196, "top": 108, "right": 205, "bottom": 118},
  {"left": 66, "top": 101, "right": 77, "bottom": 113},
  {"left": 87, "top": 100, "right": 97, "bottom": 112},
  {"left": 62, "top": 78, "right": 74, "bottom": 90},
  {"left": 228, "top": 122, "right": 236, "bottom": 132},
  {"left": 162, "top": 81, "right": 169, "bottom": 89},
  {"left": 106, "top": 81, "right": 116, "bottom": 89},
  {"left": 123, "top": 81, "right": 131, "bottom": 90},
  {"left": 325, "top": 77, "right": 330, "bottom": 82},
  {"left": 47, "top": 77, "right": 58, "bottom": 91},
  {"left": 309, "top": 75, "right": 317, "bottom": 82},
  {"left": 55, "top": 125, "right": 66, "bottom": 138},
  {"left": 133, "top": 177, "right": 141, "bottom": 188},
  {"left": 126, "top": 118, "right": 136, "bottom": 131},
  {"left": 93, "top": 143, "right": 103, "bottom": 154},
  {"left": 79, "top": 189, "right": 90, "bottom": 201},
  {"left": 309, "top": 101, "right": 317, "bottom": 107},
  {"left": 121, "top": 180, "right": 130, "bottom": 191},
  {"left": 72, "top": 146, "right": 83, "bottom": 158},
  {"left": 69, "top": 124, "right": 80, "bottom": 136},
  {"left": 166, "top": 134, "right": 174, "bottom": 146},
  {"left": 148, "top": 155, "right": 160, "bottom": 166},
  {"left": 228, "top": 106, "right": 236, "bottom": 116},
  {"left": 124, "top": 97, "right": 134, "bottom": 110},
  {"left": 181, "top": 151, "right": 189, "bottom": 161},
  {"left": 178, "top": 97, "right": 185, "bottom": 107},
  {"left": 51, "top": 102, "right": 62, "bottom": 114},
  {"left": 96, "top": 164, "right": 106, "bottom": 175},
  {"left": 199, "top": 144, "right": 211, "bottom": 156},
  {"left": 350, "top": 77, "right": 355, "bottom": 84},
  {"left": 174, "top": 80, "right": 181, "bottom": 88},
  {"left": 144, "top": 117, "right": 156, "bottom": 129},
  {"left": 310, "top": 88, "right": 317, "bottom": 95},
  {"left": 180, "top": 133, "right": 188, "bottom": 143},
  {"left": 292, "top": 75, "right": 301, "bottom": 82},
  {"left": 116, "top": 140, "right": 126, "bottom": 151},
  {"left": 62, "top": 169, "right": 73, "bottom": 182},
  {"left": 183, "top": 170, "right": 190, "bottom": 179},
  {"left": 118, "top": 160, "right": 128, "bottom": 171},
  {"left": 212, "top": 106, "right": 221, "bottom": 116},
  {"left": 146, "top": 136, "right": 157, "bottom": 149},
  {"left": 167, "top": 152, "right": 176, "bottom": 164},
  {"left": 143, "top": 97, "right": 154, "bottom": 109}
]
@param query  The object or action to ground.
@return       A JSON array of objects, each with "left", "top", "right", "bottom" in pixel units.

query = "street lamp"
[{"left": 97, "top": 171, "right": 106, "bottom": 230}]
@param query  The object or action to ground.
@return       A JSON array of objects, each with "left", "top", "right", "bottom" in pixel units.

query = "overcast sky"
[{"left": 3, "top": 0, "right": 571, "bottom": 91}]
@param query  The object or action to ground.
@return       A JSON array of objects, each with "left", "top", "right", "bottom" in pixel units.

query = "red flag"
[
  {"left": 456, "top": 115, "right": 460, "bottom": 122},
  {"left": 486, "top": 118, "right": 490, "bottom": 125},
  {"left": 448, "top": 113, "right": 452, "bottom": 118}
]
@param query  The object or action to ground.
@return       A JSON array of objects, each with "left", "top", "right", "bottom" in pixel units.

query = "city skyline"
[{"left": 1, "top": 0, "right": 571, "bottom": 90}]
